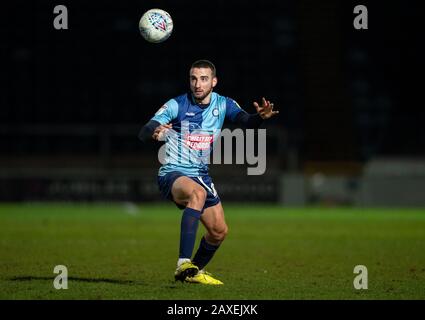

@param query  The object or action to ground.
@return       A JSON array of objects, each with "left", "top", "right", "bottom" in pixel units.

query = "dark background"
[{"left": 0, "top": 0, "right": 423, "bottom": 202}]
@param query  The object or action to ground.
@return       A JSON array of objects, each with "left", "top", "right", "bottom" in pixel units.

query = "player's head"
[{"left": 189, "top": 59, "right": 217, "bottom": 103}]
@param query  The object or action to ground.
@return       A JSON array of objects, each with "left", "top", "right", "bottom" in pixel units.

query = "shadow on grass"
[{"left": 9, "top": 276, "right": 142, "bottom": 285}]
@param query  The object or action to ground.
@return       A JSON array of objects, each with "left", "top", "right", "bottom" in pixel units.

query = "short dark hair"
[{"left": 190, "top": 59, "right": 216, "bottom": 77}]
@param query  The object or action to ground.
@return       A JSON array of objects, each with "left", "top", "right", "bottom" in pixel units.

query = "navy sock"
[
  {"left": 192, "top": 237, "right": 220, "bottom": 270},
  {"left": 179, "top": 207, "right": 202, "bottom": 259}
]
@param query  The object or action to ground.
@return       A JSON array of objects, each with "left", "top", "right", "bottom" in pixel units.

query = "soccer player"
[{"left": 138, "top": 60, "right": 278, "bottom": 285}]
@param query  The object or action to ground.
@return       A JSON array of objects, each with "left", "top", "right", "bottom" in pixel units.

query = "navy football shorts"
[{"left": 157, "top": 171, "right": 221, "bottom": 210}]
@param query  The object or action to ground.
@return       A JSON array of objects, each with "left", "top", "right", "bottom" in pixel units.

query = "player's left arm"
[
  {"left": 226, "top": 97, "right": 278, "bottom": 129},
  {"left": 252, "top": 97, "right": 279, "bottom": 120}
]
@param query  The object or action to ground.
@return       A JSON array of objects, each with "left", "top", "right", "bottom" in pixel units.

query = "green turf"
[{"left": 0, "top": 203, "right": 424, "bottom": 299}]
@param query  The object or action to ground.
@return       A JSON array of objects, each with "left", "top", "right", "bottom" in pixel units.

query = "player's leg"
[
  {"left": 192, "top": 202, "right": 228, "bottom": 270},
  {"left": 185, "top": 202, "right": 226, "bottom": 285},
  {"left": 171, "top": 176, "right": 207, "bottom": 211},
  {"left": 171, "top": 176, "right": 207, "bottom": 281}
]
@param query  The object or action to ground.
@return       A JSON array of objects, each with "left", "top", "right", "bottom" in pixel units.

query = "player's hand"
[
  {"left": 253, "top": 97, "right": 279, "bottom": 119},
  {"left": 152, "top": 123, "right": 172, "bottom": 141}
]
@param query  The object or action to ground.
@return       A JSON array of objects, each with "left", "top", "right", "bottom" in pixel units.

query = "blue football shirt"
[{"left": 150, "top": 92, "right": 246, "bottom": 177}]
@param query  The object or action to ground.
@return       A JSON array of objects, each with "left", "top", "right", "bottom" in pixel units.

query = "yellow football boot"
[
  {"left": 174, "top": 261, "right": 199, "bottom": 282},
  {"left": 185, "top": 270, "right": 224, "bottom": 285}
]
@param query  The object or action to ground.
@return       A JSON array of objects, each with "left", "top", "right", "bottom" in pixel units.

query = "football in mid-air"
[{"left": 139, "top": 9, "right": 173, "bottom": 43}]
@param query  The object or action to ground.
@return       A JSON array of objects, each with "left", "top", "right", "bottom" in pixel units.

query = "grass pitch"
[{"left": 0, "top": 203, "right": 424, "bottom": 299}]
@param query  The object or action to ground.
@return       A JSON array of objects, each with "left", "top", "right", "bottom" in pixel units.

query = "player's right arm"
[{"left": 138, "top": 99, "right": 178, "bottom": 142}]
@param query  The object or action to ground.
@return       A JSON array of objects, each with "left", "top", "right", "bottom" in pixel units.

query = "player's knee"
[
  {"left": 189, "top": 188, "right": 207, "bottom": 205},
  {"left": 210, "top": 225, "right": 228, "bottom": 242},
  {"left": 221, "top": 225, "right": 229, "bottom": 240}
]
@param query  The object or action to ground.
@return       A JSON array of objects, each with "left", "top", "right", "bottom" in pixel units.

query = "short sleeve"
[
  {"left": 225, "top": 97, "right": 246, "bottom": 122},
  {"left": 151, "top": 99, "right": 179, "bottom": 125}
]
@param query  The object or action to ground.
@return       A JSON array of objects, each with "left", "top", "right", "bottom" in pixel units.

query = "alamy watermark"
[
  {"left": 353, "top": 5, "right": 368, "bottom": 30},
  {"left": 353, "top": 265, "right": 368, "bottom": 290},
  {"left": 53, "top": 5, "right": 68, "bottom": 30},
  {"left": 53, "top": 265, "right": 68, "bottom": 289},
  {"left": 53, "top": 5, "right": 368, "bottom": 31},
  {"left": 157, "top": 121, "right": 267, "bottom": 176}
]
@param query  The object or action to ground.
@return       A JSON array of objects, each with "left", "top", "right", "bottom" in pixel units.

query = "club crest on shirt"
[
  {"left": 155, "top": 105, "right": 168, "bottom": 116},
  {"left": 212, "top": 108, "right": 219, "bottom": 117}
]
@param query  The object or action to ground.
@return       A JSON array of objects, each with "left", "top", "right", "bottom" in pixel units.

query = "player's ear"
[{"left": 212, "top": 76, "right": 218, "bottom": 88}]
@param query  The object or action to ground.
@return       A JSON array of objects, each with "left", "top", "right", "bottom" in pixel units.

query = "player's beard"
[{"left": 193, "top": 87, "right": 213, "bottom": 103}]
